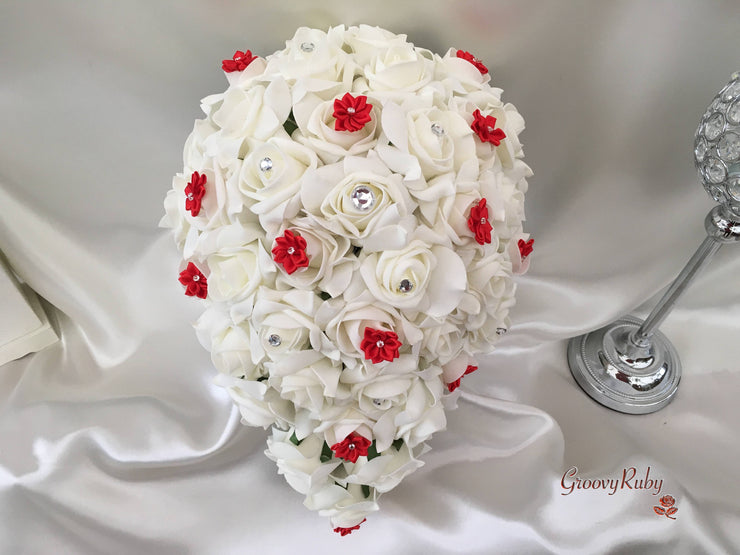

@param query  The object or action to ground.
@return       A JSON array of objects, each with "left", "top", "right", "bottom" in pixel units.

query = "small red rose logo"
[{"left": 653, "top": 494, "right": 678, "bottom": 519}]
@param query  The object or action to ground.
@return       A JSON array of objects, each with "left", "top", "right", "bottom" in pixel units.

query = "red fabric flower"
[
  {"left": 456, "top": 50, "right": 488, "bottom": 74},
  {"left": 333, "top": 518, "right": 366, "bottom": 536},
  {"left": 518, "top": 238, "right": 534, "bottom": 259},
  {"left": 178, "top": 262, "right": 207, "bottom": 299},
  {"left": 331, "top": 433, "right": 372, "bottom": 463},
  {"left": 272, "top": 230, "right": 309, "bottom": 274},
  {"left": 360, "top": 328, "right": 401, "bottom": 364},
  {"left": 467, "top": 198, "right": 493, "bottom": 245},
  {"left": 447, "top": 364, "right": 478, "bottom": 392},
  {"left": 333, "top": 93, "right": 373, "bottom": 132},
  {"left": 184, "top": 171, "right": 207, "bottom": 217},
  {"left": 222, "top": 50, "right": 256, "bottom": 72},
  {"left": 471, "top": 109, "right": 506, "bottom": 146}
]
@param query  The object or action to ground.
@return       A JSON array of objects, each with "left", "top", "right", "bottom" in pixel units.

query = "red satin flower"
[
  {"left": 222, "top": 50, "right": 256, "bottom": 72},
  {"left": 518, "top": 238, "right": 534, "bottom": 259},
  {"left": 331, "top": 433, "right": 372, "bottom": 463},
  {"left": 333, "top": 93, "right": 373, "bottom": 132},
  {"left": 456, "top": 50, "right": 488, "bottom": 74},
  {"left": 471, "top": 109, "right": 506, "bottom": 146},
  {"left": 447, "top": 364, "right": 478, "bottom": 392},
  {"left": 360, "top": 328, "right": 401, "bottom": 364},
  {"left": 333, "top": 518, "right": 366, "bottom": 536},
  {"left": 179, "top": 262, "right": 207, "bottom": 299},
  {"left": 184, "top": 171, "right": 207, "bottom": 217},
  {"left": 272, "top": 230, "right": 309, "bottom": 274},
  {"left": 467, "top": 198, "right": 493, "bottom": 245}
]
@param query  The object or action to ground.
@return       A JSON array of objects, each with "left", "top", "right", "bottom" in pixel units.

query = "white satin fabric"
[{"left": 2, "top": 1, "right": 740, "bottom": 553}]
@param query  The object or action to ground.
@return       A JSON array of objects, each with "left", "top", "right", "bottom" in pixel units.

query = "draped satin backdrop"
[{"left": 2, "top": 1, "right": 740, "bottom": 553}]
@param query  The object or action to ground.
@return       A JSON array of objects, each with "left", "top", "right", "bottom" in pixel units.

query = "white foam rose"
[
  {"left": 359, "top": 229, "right": 467, "bottom": 319},
  {"left": 300, "top": 154, "right": 417, "bottom": 249},
  {"left": 194, "top": 223, "right": 276, "bottom": 302},
  {"left": 265, "top": 25, "right": 354, "bottom": 102},
  {"left": 214, "top": 374, "right": 294, "bottom": 429},
  {"left": 343, "top": 25, "right": 409, "bottom": 67},
  {"left": 292, "top": 93, "right": 381, "bottom": 165},
  {"left": 314, "top": 483, "right": 379, "bottom": 529},
  {"left": 238, "top": 136, "right": 318, "bottom": 235},
  {"left": 436, "top": 47, "right": 492, "bottom": 94},
  {"left": 265, "top": 428, "right": 342, "bottom": 497},
  {"left": 274, "top": 218, "right": 356, "bottom": 299},
  {"left": 363, "top": 42, "right": 435, "bottom": 97},
  {"left": 341, "top": 441, "right": 427, "bottom": 493}
]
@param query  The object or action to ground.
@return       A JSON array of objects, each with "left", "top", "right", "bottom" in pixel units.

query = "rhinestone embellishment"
[
  {"left": 268, "top": 334, "right": 282, "bottom": 347},
  {"left": 346, "top": 107, "right": 356, "bottom": 114},
  {"left": 705, "top": 158, "right": 727, "bottom": 184},
  {"left": 704, "top": 113, "right": 725, "bottom": 141},
  {"left": 496, "top": 328, "right": 507, "bottom": 336},
  {"left": 287, "top": 247, "right": 295, "bottom": 255},
  {"left": 372, "top": 398, "right": 384, "bottom": 407},
  {"left": 376, "top": 340, "right": 385, "bottom": 348},
  {"left": 431, "top": 123, "right": 445, "bottom": 136},
  {"left": 398, "top": 279, "right": 414, "bottom": 293},
  {"left": 300, "top": 41, "right": 315, "bottom": 52},
  {"left": 192, "top": 275, "right": 200, "bottom": 282},
  {"left": 186, "top": 193, "right": 194, "bottom": 201},
  {"left": 718, "top": 132, "right": 740, "bottom": 161},
  {"left": 350, "top": 185, "right": 375, "bottom": 211},
  {"left": 259, "top": 157, "right": 273, "bottom": 172}
]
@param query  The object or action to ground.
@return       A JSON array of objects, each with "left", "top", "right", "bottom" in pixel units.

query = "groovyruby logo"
[{"left": 560, "top": 466, "right": 678, "bottom": 520}]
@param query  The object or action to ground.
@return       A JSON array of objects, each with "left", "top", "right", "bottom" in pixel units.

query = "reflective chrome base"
[{"left": 567, "top": 316, "right": 681, "bottom": 414}]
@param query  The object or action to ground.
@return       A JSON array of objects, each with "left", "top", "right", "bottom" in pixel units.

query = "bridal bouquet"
[{"left": 162, "top": 24, "right": 532, "bottom": 534}]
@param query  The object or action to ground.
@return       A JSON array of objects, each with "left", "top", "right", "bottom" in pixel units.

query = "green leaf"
[
  {"left": 289, "top": 431, "right": 301, "bottom": 446},
  {"left": 392, "top": 438, "right": 404, "bottom": 451},
  {"left": 320, "top": 441, "right": 333, "bottom": 463},
  {"left": 283, "top": 111, "right": 298, "bottom": 136},
  {"left": 361, "top": 484, "right": 370, "bottom": 498},
  {"left": 366, "top": 441, "right": 380, "bottom": 461},
  {"left": 319, "top": 291, "right": 331, "bottom": 301}
]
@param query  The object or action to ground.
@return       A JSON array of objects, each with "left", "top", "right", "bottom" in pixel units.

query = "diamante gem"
[
  {"left": 259, "top": 157, "right": 273, "bottom": 172},
  {"left": 694, "top": 137, "right": 708, "bottom": 162},
  {"left": 372, "top": 398, "right": 384, "bottom": 407},
  {"left": 704, "top": 113, "right": 725, "bottom": 141},
  {"left": 348, "top": 443, "right": 356, "bottom": 450},
  {"left": 496, "top": 328, "right": 507, "bottom": 336},
  {"left": 350, "top": 185, "right": 375, "bottom": 211},
  {"left": 727, "top": 177, "right": 740, "bottom": 201},
  {"left": 718, "top": 132, "right": 740, "bottom": 161},
  {"left": 192, "top": 275, "right": 200, "bottom": 282},
  {"left": 187, "top": 193, "right": 194, "bottom": 200},
  {"left": 300, "top": 41, "right": 315, "bottom": 52},
  {"left": 486, "top": 126, "right": 494, "bottom": 133},
  {"left": 268, "top": 334, "right": 282, "bottom": 347},
  {"left": 346, "top": 107, "right": 356, "bottom": 114},
  {"left": 728, "top": 100, "right": 740, "bottom": 124},
  {"left": 376, "top": 340, "right": 384, "bottom": 348},
  {"left": 431, "top": 123, "right": 445, "bottom": 136},
  {"left": 480, "top": 218, "right": 486, "bottom": 224},
  {"left": 287, "top": 247, "right": 295, "bottom": 255},
  {"left": 705, "top": 158, "right": 727, "bottom": 184},
  {"left": 398, "top": 279, "right": 413, "bottom": 293}
]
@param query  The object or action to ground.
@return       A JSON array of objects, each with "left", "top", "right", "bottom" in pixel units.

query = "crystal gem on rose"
[
  {"left": 398, "top": 279, "right": 413, "bottom": 293},
  {"left": 376, "top": 340, "right": 384, "bottom": 348},
  {"left": 268, "top": 334, "right": 282, "bottom": 347},
  {"left": 351, "top": 185, "right": 375, "bottom": 211},
  {"left": 431, "top": 123, "right": 445, "bottom": 136},
  {"left": 259, "top": 157, "right": 273, "bottom": 172},
  {"left": 300, "top": 42, "right": 315, "bottom": 52},
  {"left": 192, "top": 275, "right": 200, "bottom": 282}
]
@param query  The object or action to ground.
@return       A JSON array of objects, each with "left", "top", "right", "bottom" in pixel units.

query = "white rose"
[
  {"left": 195, "top": 305, "right": 264, "bottom": 380},
  {"left": 267, "top": 350, "right": 349, "bottom": 416},
  {"left": 224, "top": 56, "right": 267, "bottom": 88},
  {"left": 238, "top": 136, "right": 318, "bottom": 235},
  {"left": 265, "top": 428, "right": 342, "bottom": 496},
  {"left": 300, "top": 155, "right": 417, "bottom": 250},
  {"left": 206, "top": 80, "right": 291, "bottom": 165},
  {"left": 183, "top": 118, "right": 219, "bottom": 173},
  {"left": 265, "top": 25, "right": 354, "bottom": 102},
  {"left": 292, "top": 93, "right": 381, "bottom": 165},
  {"left": 314, "top": 483, "right": 379, "bottom": 529},
  {"left": 359, "top": 231, "right": 467, "bottom": 319},
  {"left": 274, "top": 218, "right": 356, "bottom": 298},
  {"left": 194, "top": 224, "right": 276, "bottom": 302},
  {"left": 214, "top": 374, "right": 294, "bottom": 429},
  {"left": 341, "top": 441, "right": 426, "bottom": 493},
  {"left": 343, "top": 25, "right": 409, "bottom": 67},
  {"left": 436, "top": 48, "right": 492, "bottom": 94},
  {"left": 380, "top": 99, "right": 479, "bottom": 180},
  {"left": 414, "top": 319, "right": 466, "bottom": 365},
  {"left": 250, "top": 287, "right": 336, "bottom": 362},
  {"left": 364, "top": 43, "right": 435, "bottom": 97}
]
